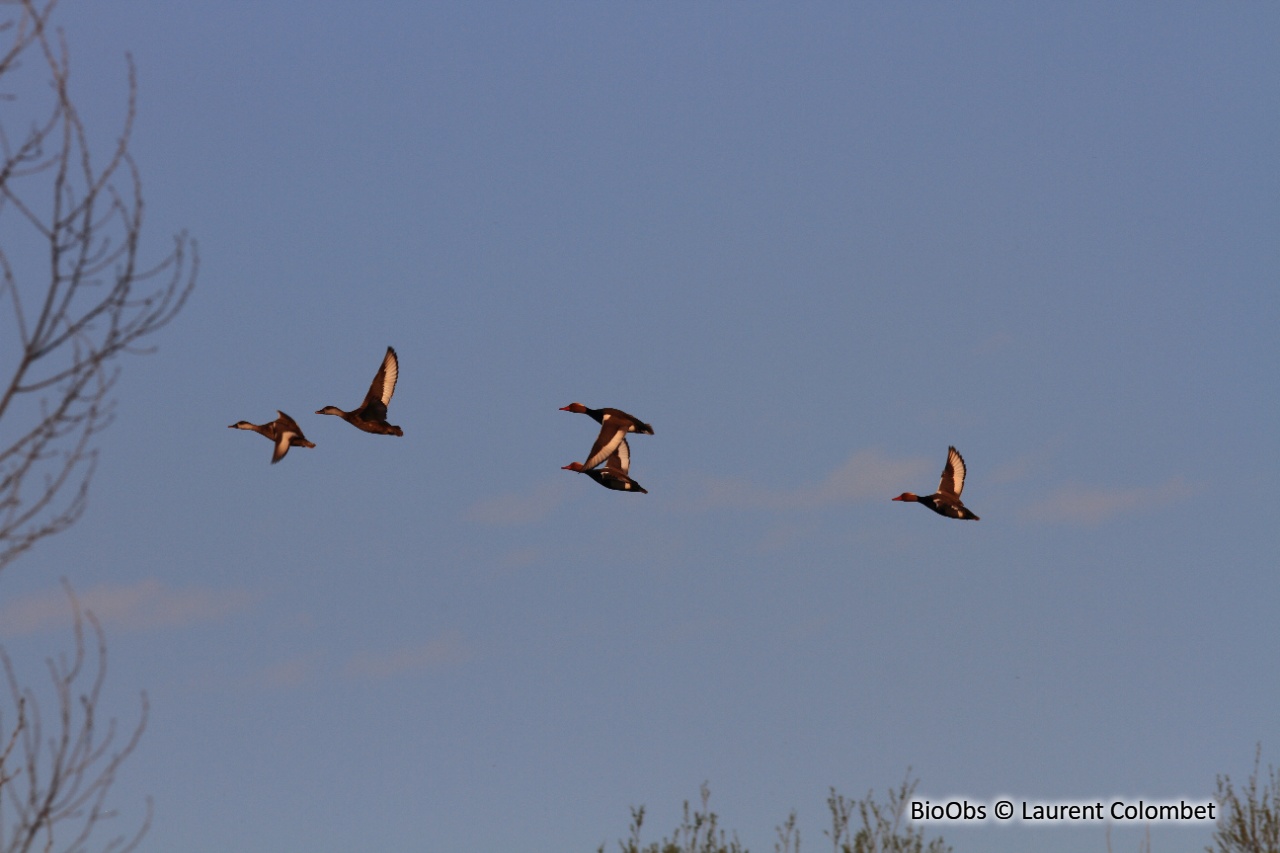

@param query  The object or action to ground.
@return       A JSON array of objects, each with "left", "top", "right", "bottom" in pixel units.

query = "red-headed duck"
[
  {"left": 892, "top": 446, "right": 980, "bottom": 520},
  {"left": 563, "top": 437, "right": 647, "bottom": 493},
  {"left": 560, "top": 402, "right": 653, "bottom": 470},
  {"left": 317, "top": 347, "right": 403, "bottom": 436}
]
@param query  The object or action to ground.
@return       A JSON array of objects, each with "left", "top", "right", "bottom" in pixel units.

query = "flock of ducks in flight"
[{"left": 229, "top": 347, "right": 980, "bottom": 521}]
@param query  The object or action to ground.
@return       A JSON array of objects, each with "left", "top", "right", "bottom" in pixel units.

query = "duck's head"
[
  {"left": 315, "top": 406, "right": 344, "bottom": 417},
  {"left": 559, "top": 402, "right": 587, "bottom": 414},
  {"left": 228, "top": 421, "right": 255, "bottom": 430},
  {"left": 562, "top": 462, "right": 586, "bottom": 472},
  {"left": 891, "top": 492, "right": 918, "bottom": 502}
]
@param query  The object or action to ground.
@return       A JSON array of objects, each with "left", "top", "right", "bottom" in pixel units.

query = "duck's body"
[
  {"left": 228, "top": 411, "right": 315, "bottom": 464},
  {"left": 317, "top": 347, "right": 403, "bottom": 436},
  {"left": 892, "top": 446, "right": 980, "bottom": 520},
  {"left": 560, "top": 402, "right": 653, "bottom": 470},
  {"left": 563, "top": 438, "right": 647, "bottom": 493},
  {"left": 894, "top": 491, "right": 980, "bottom": 520},
  {"left": 559, "top": 402, "right": 654, "bottom": 434}
]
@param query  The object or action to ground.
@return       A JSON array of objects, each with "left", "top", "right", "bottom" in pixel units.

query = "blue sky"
[{"left": 1, "top": 2, "right": 1277, "bottom": 852}]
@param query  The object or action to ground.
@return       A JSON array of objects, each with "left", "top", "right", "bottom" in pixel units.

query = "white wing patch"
[
  {"left": 940, "top": 446, "right": 967, "bottom": 497},
  {"left": 611, "top": 437, "right": 631, "bottom": 475},
  {"left": 584, "top": 427, "right": 625, "bottom": 471},
  {"left": 273, "top": 430, "right": 297, "bottom": 463},
  {"left": 379, "top": 348, "right": 399, "bottom": 406}
]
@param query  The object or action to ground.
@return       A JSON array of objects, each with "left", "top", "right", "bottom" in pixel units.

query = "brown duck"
[
  {"left": 316, "top": 347, "right": 403, "bottom": 436},
  {"left": 228, "top": 411, "right": 316, "bottom": 464},
  {"left": 892, "top": 446, "right": 980, "bottom": 520},
  {"left": 563, "top": 437, "right": 647, "bottom": 493},
  {"left": 559, "top": 402, "right": 653, "bottom": 470}
]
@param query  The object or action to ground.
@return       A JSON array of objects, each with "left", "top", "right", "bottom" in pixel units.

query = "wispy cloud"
[
  {"left": 253, "top": 657, "right": 317, "bottom": 690},
  {"left": 988, "top": 437, "right": 1067, "bottom": 485},
  {"left": 1022, "top": 477, "right": 1193, "bottom": 524},
  {"left": 0, "top": 579, "right": 257, "bottom": 636},
  {"left": 464, "top": 477, "right": 572, "bottom": 525},
  {"left": 689, "top": 449, "right": 933, "bottom": 512},
  {"left": 754, "top": 520, "right": 821, "bottom": 552},
  {"left": 341, "top": 630, "right": 471, "bottom": 680}
]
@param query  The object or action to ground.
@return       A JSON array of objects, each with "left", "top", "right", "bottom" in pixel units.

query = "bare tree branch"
[
  {"left": 0, "top": 582, "right": 151, "bottom": 853},
  {"left": 0, "top": 3, "right": 182, "bottom": 846},
  {"left": 0, "top": 0, "right": 198, "bottom": 572},
  {"left": 1210, "top": 745, "right": 1280, "bottom": 853}
]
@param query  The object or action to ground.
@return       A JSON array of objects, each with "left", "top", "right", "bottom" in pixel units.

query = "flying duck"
[
  {"left": 316, "top": 347, "right": 403, "bottom": 436},
  {"left": 563, "top": 437, "right": 647, "bottom": 493},
  {"left": 228, "top": 411, "right": 315, "bottom": 464},
  {"left": 892, "top": 446, "right": 980, "bottom": 520},
  {"left": 559, "top": 402, "right": 653, "bottom": 471}
]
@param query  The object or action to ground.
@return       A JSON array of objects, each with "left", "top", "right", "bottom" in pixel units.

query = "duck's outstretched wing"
[
  {"left": 272, "top": 413, "right": 299, "bottom": 464},
  {"left": 276, "top": 411, "right": 305, "bottom": 435},
  {"left": 270, "top": 411, "right": 313, "bottom": 463},
  {"left": 363, "top": 347, "right": 399, "bottom": 409},
  {"left": 605, "top": 437, "right": 632, "bottom": 475},
  {"left": 938, "top": 446, "right": 967, "bottom": 499},
  {"left": 584, "top": 425, "right": 626, "bottom": 471}
]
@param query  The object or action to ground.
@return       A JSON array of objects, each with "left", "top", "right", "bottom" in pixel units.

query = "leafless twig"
[
  {"left": 0, "top": 0, "right": 198, "bottom": 572},
  {"left": 0, "top": 581, "right": 150, "bottom": 853}
]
